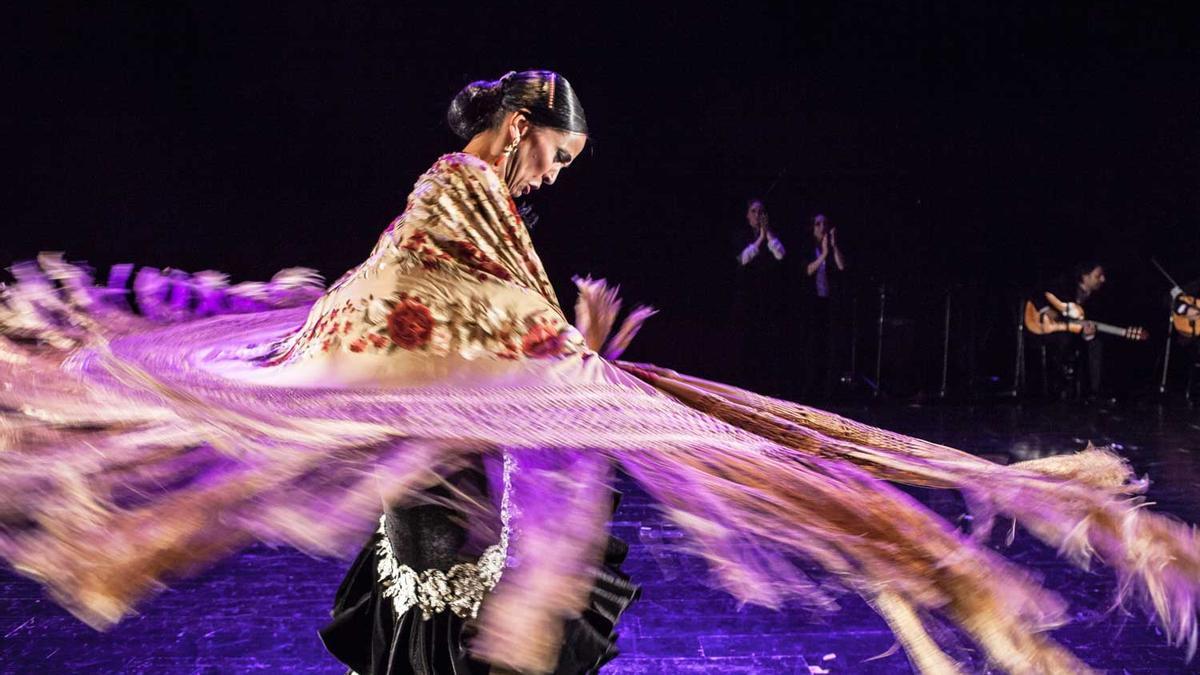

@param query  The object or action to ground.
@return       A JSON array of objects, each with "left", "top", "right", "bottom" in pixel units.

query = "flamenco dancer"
[{"left": 3, "top": 70, "right": 1200, "bottom": 674}]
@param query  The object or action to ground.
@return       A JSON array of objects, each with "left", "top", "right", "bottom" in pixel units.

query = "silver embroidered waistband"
[{"left": 375, "top": 452, "right": 515, "bottom": 620}]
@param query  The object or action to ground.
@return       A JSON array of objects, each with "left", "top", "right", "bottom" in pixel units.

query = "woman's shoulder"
[
  {"left": 410, "top": 153, "right": 504, "bottom": 200},
  {"left": 425, "top": 152, "right": 500, "bottom": 186},
  {"left": 412, "top": 153, "right": 508, "bottom": 205},
  {"left": 414, "top": 153, "right": 509, "bottom": 212}
]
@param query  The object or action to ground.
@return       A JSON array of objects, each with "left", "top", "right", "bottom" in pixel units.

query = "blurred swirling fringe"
[{"left": 1, "top": 255, "right": 1199, "bottom": 674}]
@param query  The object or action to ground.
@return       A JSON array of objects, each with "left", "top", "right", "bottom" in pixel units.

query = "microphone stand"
[
  {"left": 872, "top": 282, "right": 886, "bottom": 398},
  {"left": 937, "top": 289, "right": 952, "bottom": 399}
]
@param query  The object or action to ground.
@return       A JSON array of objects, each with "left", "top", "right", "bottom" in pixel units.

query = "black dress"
[
  {"left": 319, "top": 460, "right": 638, "bottom": 675},
  {"left": 731, "top": 230, "right": 795, "bottom": 398},
  {"left": 799, "top": 244, "right": 847, "bottom": 401}
]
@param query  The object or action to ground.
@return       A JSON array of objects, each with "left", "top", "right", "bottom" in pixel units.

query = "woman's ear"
[{"left": 511, "top": 109, "right": 532, "bottom": 138}]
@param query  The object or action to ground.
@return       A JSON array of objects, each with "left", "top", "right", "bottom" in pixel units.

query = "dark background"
[{"left": 4, "top": 3, "right": 1198, "bottom": 396}]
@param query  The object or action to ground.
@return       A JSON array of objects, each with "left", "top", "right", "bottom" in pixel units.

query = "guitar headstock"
[{"left": 1126, "top": 326, "right": 1149, "bottom": 341}]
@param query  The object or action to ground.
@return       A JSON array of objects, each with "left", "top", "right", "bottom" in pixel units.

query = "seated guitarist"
[
  {"left": 1167, "top": 278, "right": 1200, "bottom": 393},
  {"left": 1171, "top": 279, "right": 1200, "bottom": 329},
  {"left": 1031, "top": 261, "right": 1108, "bottom": 399}
]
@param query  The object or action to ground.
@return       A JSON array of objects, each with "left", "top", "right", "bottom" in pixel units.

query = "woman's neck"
[
  {"left": 462, "top": 132, "right": 507, "bottom": 170},
  {"left": 462, "top": 132, "right": 517, "bottom": 193}
]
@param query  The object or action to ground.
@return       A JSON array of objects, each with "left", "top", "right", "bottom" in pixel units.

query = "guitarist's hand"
[{"left": 1082, "top": 321, "right": 1097, "bottom": 340}]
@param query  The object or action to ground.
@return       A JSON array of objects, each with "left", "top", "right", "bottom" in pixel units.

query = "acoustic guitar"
[
  {"left": 1172, "top": 292, "right": 1200, "bottom": 337},
  {"left": 1023, "top": 292, "right": 1148, "bottom": 341}
]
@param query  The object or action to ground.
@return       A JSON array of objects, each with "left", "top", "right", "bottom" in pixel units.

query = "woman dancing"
[
  {"left": 314, "top": 71, "right": 638, "bottom": 675},
  {"left": 3, "top": 70, "right": 1200, "bottom": 674}
]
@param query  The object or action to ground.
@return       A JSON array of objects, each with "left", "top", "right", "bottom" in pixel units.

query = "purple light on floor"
[{"left": 2, "top": 402, "right": 1198, "bottom": 673}]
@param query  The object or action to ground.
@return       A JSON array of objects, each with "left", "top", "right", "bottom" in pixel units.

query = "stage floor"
[{"left": 3, "top": 401, "right": 1199, "bottom": 673}]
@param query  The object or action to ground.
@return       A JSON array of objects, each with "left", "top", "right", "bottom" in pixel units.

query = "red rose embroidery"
[
  {"left": 401, "top": 230, "right": 428, "bottom": 252},
  {"left": 387, "top": 297, "right": 434, "bottom": 349},
  {"left": 348, "top": 338, "right": 366, "bottom": 353},
  {"left": 443, "top": 239, "right": 513, "bottom": 281},
  {"left": 521, "top": 322, "right": 565, "bottom": 358},
  {"left": 368, "top": 333, "right": 388, "bottom": 349}
]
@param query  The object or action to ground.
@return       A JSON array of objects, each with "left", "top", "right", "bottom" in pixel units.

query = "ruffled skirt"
[{"left": 320, "top": 497, "right": 638, "bottom": 675}]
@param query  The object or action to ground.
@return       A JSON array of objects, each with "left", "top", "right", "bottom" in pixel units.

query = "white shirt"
[{"left": 738, "top": 231, "right": 786, "bottom": 266}]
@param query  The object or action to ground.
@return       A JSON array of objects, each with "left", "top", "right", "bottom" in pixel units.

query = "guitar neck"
[{"left": 1094, "top": 322, "right": 1133, "bottom": 338}]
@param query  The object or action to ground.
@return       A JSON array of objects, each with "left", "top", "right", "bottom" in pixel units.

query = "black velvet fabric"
[
  {"left": 320, "top": 490, "right": 637, "bottom": 675},
  {"left": 731, "top": 243, "right": 795, "bottom": 398}
]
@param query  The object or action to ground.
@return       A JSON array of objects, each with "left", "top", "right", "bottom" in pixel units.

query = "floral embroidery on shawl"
[{"left": 267, "top": 154, "right": 580, "bottom": 365}]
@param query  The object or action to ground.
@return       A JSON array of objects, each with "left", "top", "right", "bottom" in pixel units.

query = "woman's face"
[
  {"left": 508, "top": 126, "right": 587, "bottom": 197},
  {"left": 813, "top": 216, "right": 827, "bottom": 240},
  {"left": 746, "top": 201, "right": 766, "bottom": 229}
]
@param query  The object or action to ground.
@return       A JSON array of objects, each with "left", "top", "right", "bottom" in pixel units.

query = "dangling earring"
[
  {"left": 500, "top": 133, "right": 522, "bottom": 187},
  {"left": 502, "top": 133, "right": 521, "bottom": 158},
  {"left": 495, "top": 133, "right": 520, "bottom": 168}
]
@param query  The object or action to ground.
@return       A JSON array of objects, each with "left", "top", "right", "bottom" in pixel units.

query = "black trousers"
[
  {"left": 1040, "top": 333, "right": 1104, "bottom": 396},
  {"left": 800, "top": 296, "right": 848, "bottom": 401}
]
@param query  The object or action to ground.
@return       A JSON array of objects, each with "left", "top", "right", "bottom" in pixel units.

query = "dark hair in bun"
[{"left": 447, "top": 70, "right": 587, "bottom": 140}]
